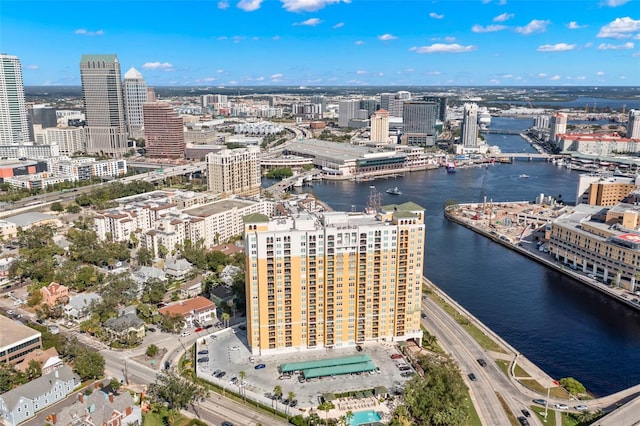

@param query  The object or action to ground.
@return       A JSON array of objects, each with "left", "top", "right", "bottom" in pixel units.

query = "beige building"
[
  {"left": 206, "top": 146, "right": 261, "bottom": 197},
  {"left": 370, "top": 109, "right": 390, "bottom": 143},
  {"left": 550, "top": 112, "right": 567, "bottom": 145},
  {"left": 244, "top": 201, "right": 425, "bottom": 355},
  {"left": 0, "top": 315, "right": 42, "bottom": 364},
  {"left": 549, "top": 203, "right": 640, "bottom": 290},
  {"left": 575, "top": 174, "right": 639, "bottom": 206}
]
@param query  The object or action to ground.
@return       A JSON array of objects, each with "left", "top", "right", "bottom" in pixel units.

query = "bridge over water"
[{"left": 480, "top": 128, "right": 525, "bottom": 135}]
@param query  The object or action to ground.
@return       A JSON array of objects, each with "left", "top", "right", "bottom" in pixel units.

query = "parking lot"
[{"left": 195, "top": 325, "right": 415, "bottom": 412}]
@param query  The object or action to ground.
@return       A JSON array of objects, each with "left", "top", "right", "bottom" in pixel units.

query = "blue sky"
[{"left": 2, "top": 0, "right": 639, "bottom": 86}]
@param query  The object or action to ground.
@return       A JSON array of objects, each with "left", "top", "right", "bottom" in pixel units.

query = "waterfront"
[{"left": 274, "top": 122, "right": 640, "bottom": 397}]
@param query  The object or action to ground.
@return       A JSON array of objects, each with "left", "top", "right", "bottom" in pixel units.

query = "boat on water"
[
  {"left": 519, "top": 174, "right": 529, "bottom": 178},
  {"left": 386, "top": 187, "right": 402, "bottom": 195},
  {"left": 445, "top": 162, "right": 456, "bottom": 173}
]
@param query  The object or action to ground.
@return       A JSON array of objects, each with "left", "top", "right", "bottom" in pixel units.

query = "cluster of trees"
[
  {"left": 265, "top": 167, "right": 293, "bottom": 179},
  {"left": 317, "top": 130, "right": 351, "bottom": 143},
  {"left": 75, "top": 180, "right": 155, "bottom": 209},
  {"left": 389, "top": 355, "right": 470, "bottom": 426},
  {"left": 147, "top": 370, "right": 208, "bottom": 410}
]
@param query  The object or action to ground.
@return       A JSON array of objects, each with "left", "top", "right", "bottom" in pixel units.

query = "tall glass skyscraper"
[
  {"left": 0, "top": 54, "right": 29, "bottom": 144},
  {"left": 80, "top": 54, "right": 128, "bottom": 156}
]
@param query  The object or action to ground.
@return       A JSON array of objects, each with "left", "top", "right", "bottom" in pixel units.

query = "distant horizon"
[{"left": 3, "top": 1, "right": 639, "bottom": 86}]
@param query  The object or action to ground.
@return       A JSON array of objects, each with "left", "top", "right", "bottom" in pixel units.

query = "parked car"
[
  {"left": 215, "top": 371, "right": 226, "bottom": 378},
  {"left": 221, "top": 422, "right": 233, "bottom": 426},
  {"left": 197, "top": 357, "right": 209, "bottom": 363},
  {"left": 180, "top": 331, "right": 191, "bottom": 337},
  {"left": 197, "top": 350, "right": 209, "bottom": 355},
  {"left": 390, "top": 354, "right": 403, "bottom": 360},
  {"left": 230, "top": 345, "right": 240, "bottom": 351},
  {"left": 255, "top": 363, "right": 266, "bottom": 369},
  {"left": 355, "top": 345, "right": 363, "bottom": 352},
  {"left": 213, "top": 369, "right": 222, "bottom": 376},
  {"left": 421, "top": 313, "right": 427, "bottom": 319},
  {"left": 554, "top": 403, "right": 569, "bottom": 410},
  {"left": 195, "top": 327, "right": 204, "bottom": 332},
  {"left": 517, "top": 416, "right": 530, "bottom": 426}
]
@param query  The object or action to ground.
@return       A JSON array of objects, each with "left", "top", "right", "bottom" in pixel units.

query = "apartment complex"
[
  {"left": 628, "top": 110, "right": 640, "bottom": 139},
  {"left": 557, "top": 133, "right": 640, "bottom": 155},
  {"left": 0, "top": 54, "right": 29, "bottom": 144},
  {"left": 206, "top": 146, "right": 261, "bottom": 197},
  {"left": 461, "top": 102, "right": 479, "bottom": 148},
  {"left": 550, "top": 112, "right": 567, "bottom": 145},
  {"left": 548, "top": 202, "right": 640, "bottom": 290},
  {"left": 244, "top": 201, "right": 425, "bottom": 355},
  {"left": 143, "top": 102, "right": 185, "bottom": 158},
  {"left": 79, "top": 54, "right": 128, "bottom": 157}
]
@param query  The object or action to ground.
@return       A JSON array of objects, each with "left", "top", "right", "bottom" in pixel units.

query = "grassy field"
[
  {"left": 519, "top": 379, "right": 570, "bottom": 399},
  {"left": 533, "top": 406, "right": 556, "bottom": 425},
  {"left": 495, "top": 392, "right": 520, "bottom": 426}
]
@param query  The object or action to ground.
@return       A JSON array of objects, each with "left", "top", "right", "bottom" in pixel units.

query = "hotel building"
[
  {"left": 550, "top": 112, "right": 567, "bottom": 145},
  {"left": 244, "top": 201, "right": 425, "bottom": 355},
  {"left": 79, "top": 54, "right": 128, "bottom": 157},
  {"left": 369, "top": 109, "right": 390, "bottom": 143},
  {"left": 0, "top": 54, "right": 29, "bottom": 144},
  {"left": 206, "top": 146, "right": 261, "bottom": 197}
]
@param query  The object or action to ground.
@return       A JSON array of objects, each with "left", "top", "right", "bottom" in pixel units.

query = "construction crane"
[{"left": 479, "top": 165, "right": 489, "bottom": 206}]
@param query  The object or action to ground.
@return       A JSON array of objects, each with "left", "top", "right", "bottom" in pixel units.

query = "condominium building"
[
  {"left": 370, "top": 109, "right": 390, "bottom": 143},
  {"left": 401, "top": 101, "right": 438, "bottom": 147},
  {"left": 244, "top": 201, "right": 425, "bottom": 355},
  {"left": 206, "top": 146, "right": 261, "bottom": 196},
  {"left": 143, "top": 102, "right": 185, "bottom": 158},
  {"left": 123, "top": 67, "right": 147, "bottom": 137},
  {"left": 628, "top": 110, "right": 640, "bottom": 139},
  {"left": 79, "top": 54, "right": 128, "bottom": 156},
  {"left": 0, "top": 54, "right": 29, "bottom": 144},
  {"left": 550, "top": 112, "right": 567, "bottom": 145},
  {"left": 461, "top": 103, "right": 479, "bottom": 148},
  {"left": 45, "top": 126, "right": 86, "bottom": 155}
]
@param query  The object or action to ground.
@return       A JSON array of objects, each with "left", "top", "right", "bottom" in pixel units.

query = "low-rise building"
[
  {"left": 40, "top": 282, "right": 70, "bottom": 306},
  {"left": 52, "top": 388, "right": 141, "bottom": 426},
  {"left": 158, "top": 296, "right": 217, "bottom": 328},
  {"left": 64, "top": 293, "right": 102, "bottom": 320},
  {"left": 15, "top": 348, "right": 62, "bottom": 375},
  {"left": 0, "top": 315, "right": 42, "bottom": 365},
  {"left": 0, "top": 365, "right": 76, "bottom": 426},
  {"left": 164, "top": 257, "right": 193, "bottom": 280},
  {"left": 178, "top": 275, "right": 204, "bottom": 299}
]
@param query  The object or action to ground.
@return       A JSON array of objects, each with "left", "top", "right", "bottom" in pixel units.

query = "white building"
[
  {"left": 550, "top": 112, "right": 567, "bottom": 145},
  {"left": 370, "top": 109, "right": 390, "bottom": 143},
  {"left": 45, "top": 127, "right": 86, "bottom": 155},
  {"left": 461, "top": 103, "right": 479, "bottom": 148},
  {"left": 0, "top": 143, "right": 60, "bottom": 159},
  {"left": 0, "top": 54, "right": 29, "bottom": 144},
  {"left": 628, "top": 110, "right": 640, "bottom": 139},
  {"left": 123, "top": 67, "right": 148, "bottom": 137},
  {"left": 206, "top": 146, "right": 261, "bottom": 197}
]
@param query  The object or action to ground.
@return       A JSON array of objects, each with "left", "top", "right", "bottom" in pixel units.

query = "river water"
[{"left": 271, "top": 117, "right": 640, "bottom": 396}]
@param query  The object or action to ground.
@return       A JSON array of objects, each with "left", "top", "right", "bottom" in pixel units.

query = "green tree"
[
  {"left": 146, "top": 344, "right": 160, "bottom": 357},
  {"left": 65, "top": 204, "right": 81, "bottom": 214},
  {"left": 148, "top": 370, "right": 209, "bottom": 410},
  {"left": 136, "top": 247, "right": 154, "bottom": 266},
  {"left": 109, "top": 377, "right": 122, "bottom": 393},
  {"left": 559, "top": 377, "right": 586, "bottom": 396},
  {"left": 50, "top": 201, "right": 64, "bottom": 213},
  {"left": 239, "top": 370, "right": 247, "bottom": 401},
  {"left": 221, "top": 312, "right": 231, "bottom": 328},
  {"left": 0, "top": 363, "right": 27, "bottom": 393},
  {"left": 286, "top": 390, "right": 296, "bottom": 417},
  {"left": 273, "top": 385, "right": 283, "bottom": 414},
  {"left": 159, "top": 313, "right": 185, "bottom": 333},
  {"left": 73, "top": 349, "right": 105, "bottom": 381},
  {"left": 142, "top": 278, "right": 167, "bottom": 304},
  {"left": 317, "top": 401, "right": 334, "bottom": 425}
]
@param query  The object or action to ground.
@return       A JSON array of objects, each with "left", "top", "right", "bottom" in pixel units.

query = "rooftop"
[
  {"left": 0, "top": 315, "right": 41, "bottom": 349},
  {"left": 185, "top": 198, "right": 257, "bottom": 217},
  {"left": 158, "top": 296, "right": 216, "bottom": 317}
]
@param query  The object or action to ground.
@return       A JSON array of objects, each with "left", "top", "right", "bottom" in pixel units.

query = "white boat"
[
  {"left": 386, "top": 187, "right": 402, "bottom": 195},
  {"left": 519, "top": 174, "right": 529, "bottom": 178}
]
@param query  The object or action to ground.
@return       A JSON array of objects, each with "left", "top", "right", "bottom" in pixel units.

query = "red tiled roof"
[{"left": 158, "top": 296, "right": 216, "bottom": 317}]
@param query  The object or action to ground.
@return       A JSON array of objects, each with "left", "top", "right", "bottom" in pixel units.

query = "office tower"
[
  {"left": 79, "top": 54, "right": 127, "bottom": 156},
  {"left": 402, "top": 101, "right": 438, "bottom": 146},
  {"left": 380, "top": 93, "right": 393, "bottom": 113},
  {"left": 338, "top": 99, "right": 359, "bottom": 127},
  {"left": 370, "top": 109, "right": 390, "bottom": 143},
  {"left": 206, "top": 146, "right": 261, "bottom": 196},
  {"left": 123, "top": 67, "right": 147, "bottom": 137},
  {"left": 359, "top": 98, "right": 378, "bottom": 117},
  {"left": 461, "top": 103, "right": 479, "bottom": 148},
  {"left": 143, "top": 102, "right": 185, "bottom": 158},
  {"left": 628, "top": 110, "right": 640, "bottom": 139},
  {"left": 244, "top": 202, "right": 425, "bottom": 354},
  {"left": 27, "top": 105, "right": 57, "bottom": 142},
  {"left": 549, "top": 112, "right": 567, "bottom": 145},
  {"left": 311, "top": 95, "right": 326, "bottom": 112},
  {"left": 0, "top": 54, "right": 29, "bottom": 144},
  {"left": 380, "top": 91, "right": 411, "bottom": 118},
  {"left": 423, "top": 96, "right": 447, "bottom": 122}
]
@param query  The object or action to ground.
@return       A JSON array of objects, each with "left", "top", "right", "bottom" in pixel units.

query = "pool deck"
[{"left": 316, "top": 395, "right": 391, "bottom": 423}]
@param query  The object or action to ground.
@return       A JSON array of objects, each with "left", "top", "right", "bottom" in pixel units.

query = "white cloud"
[
  {"left": 200, "top": 77, "right": 217, "bottom": 82},
  {"left": 501, "top": 74, "right": 514, "bottom": 78},
  {"left": 426, "top": 71, "right": 441, "bottom": 75},
  {"left": 410, "top": 43, "right": 476, "bottom": 53},
  {"left": 429, "top": 12, "right": 444, "bottom": 19},
  {"left": 271, "top": 73, "right": 283, "bottom": 79},
  {"left": 25, "top": 65, "right": 39, "bottom": 70},
  {"left": 493, "top": 12, "right": 514, "bottom": 22},
  {"left": 597, "top": 17, "right": 640, "bottom": 38},
  {"left": 356, "top": 70, "right": 368, "bottom": 75},
  {"left": 376, "top": 72, "right": 384, "bottom": 77},
  {"left": 515, "top": 19, "right": 550, "bottom": 35},
  {"left": 256, "top": 76, "right": 265, "bottom": 81},
  {"left": 600, "top": 0, "right": 630, "bottom": 6},
  {"left": 444, "top": 36, "right": 456, "bottom": 42},
  {"left": 550, "top": 75, "right": 561, "bottom": 80},
  {"left": 597, "top": 41, "right": 634, "bottom": 49},
  {"left": 567, "top": 21, "right": 586, "bottom": 29},
  {"left": 472, "top": 24, "right": 507, "bottom": 33},
  {"left": 237, "top": 0, "right": 262, "bottom": 12},
  {"left": 217, "top": 36, "right": 228, "bottom": 40},
  {"left": 233, "top": 36, "right": 245, "bottom": 43},
  {"left": 294, "top": 18, "right": 322, "bottom": 26},
  {"left": 576, "top": 76, "right": 587, "bottom": 80},
  {"left": 536, "top": 43, "right": 576, "bottom": 52},
  {"left": 74, "top": 29, "right": 104, "bottom": 36},
  {"left": 634, "top": 51, "right": 640, "bottom": 57},
  {"left": 355, "top": 40, "right": 364, "bottom": 45},
  {"left": 272, "top": 35, "right": 281, "bottom": 40},
  {"left": 281, "top": 0, "right": 349, "bottom": 12},
  {"left": 377, "top": 34, "right": 398, "bottom": 41},
  {"left": 218, "top": 1, "right": 229, "bottom": 9},
  {"left": 142, "top": 62, "right": 174, "bottom": 71},
  {"left": 217, "top": 69, "right": 225, "bottom": 73},
  {"left": 596, "top": 71, "right": 606, "bottom": 75},
  {"left": 252, "top": 36, "right": 260, "bottom": 40},
  {"left": 333, "top": 22, "right": 344, "bottom": 29}
]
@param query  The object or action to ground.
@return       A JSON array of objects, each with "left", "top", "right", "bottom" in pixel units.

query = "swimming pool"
[{"left": 349, "top": 410, "right": 382, "bottom": 426}]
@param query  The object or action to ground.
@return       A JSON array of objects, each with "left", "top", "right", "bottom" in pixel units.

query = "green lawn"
[
  {"left": 532, "top": 407, "right": 556, "bottom": 425},
  {"left": 495, "top": 359, "right": 531, "bottom": 379},
  {"left": 519, "top": 379, "right": 570, "bottom": 399},
  {"left": 465, "top": 394, "right": 483, "bottom": 426},
  {"left": 495, "top": 392, "right": 520, "bottom": 426}
]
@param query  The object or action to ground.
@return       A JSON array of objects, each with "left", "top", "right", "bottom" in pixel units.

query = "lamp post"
[{"left": 121, "top": 356, "right": 129, "bottom": 385}]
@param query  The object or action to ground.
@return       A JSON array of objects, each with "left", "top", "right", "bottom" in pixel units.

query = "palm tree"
[
  {"left": 286, "top": 390, "right": 296, "bottom": 417},
  {"left": 239, "top": 370, "right": 246, "bottom": 401},
  {"left": 345, "top": 410, "right": 354, "bottom": 426},
  {"left": 221, "top": 312, "right": 231, "bottom": 328},
  {"left": 273, "top": 385, "right": 283, "bottom": 415}
]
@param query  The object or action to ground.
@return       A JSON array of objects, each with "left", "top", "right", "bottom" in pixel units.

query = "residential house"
[
  {"left": 163, "top": 256, "right": 192, "bottom": 279},
  {"left": 219, "top": 264, "right": 241, "bottom": 286},
  {"left": 210, "top": 285, "right": 235, "bottom": 309},
  {"left": 0, "top": 365, "right": 76, "bottom": 426},
  {"left": 40, "top": 282, "right": 70, "bottom": 306},
  {"left": 210, "top": 243, "right": 243, "bottom": 256},
  {"left": 15, "top": 347, "right": 63, "bottom": 375},
  {"left": 131, "top": 265, "right": 167, "bottom": 297},
  {"left": 104, "top": 306, "right": 146, "bottom": 340},
  {"left": 52, "top": 389, "right": 141, "bottom": 426},
  {"left": 0, "top": 257, "right": 14, "bottom": 278},
  {"left": 64, "top": 293, "right": 102, "bottom": 320},
  {"left": 178, "top": 275, "right": 204, "bottom": 299},
  {"left": 158, "top": 296, "right": 216, "bottom": 328}
]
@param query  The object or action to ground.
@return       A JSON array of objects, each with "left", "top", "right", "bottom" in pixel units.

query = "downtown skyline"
[{"left": 1, "top": 0, "right": 639, "bottom": 87}]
